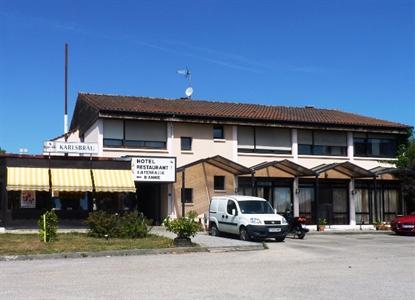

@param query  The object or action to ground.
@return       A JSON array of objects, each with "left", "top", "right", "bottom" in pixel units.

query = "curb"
[
  {"left": 308, "top": 230, "right": 393, "bottom": 235},
  {"left": 0, "top": 243, "right": 266, "bottom": 262}
]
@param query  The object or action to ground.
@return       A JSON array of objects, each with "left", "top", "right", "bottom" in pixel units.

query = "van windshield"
[{"left": 238, "top": 201, "right": 274, "bottom": 214}]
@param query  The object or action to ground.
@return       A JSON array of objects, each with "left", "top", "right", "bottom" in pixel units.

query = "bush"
[
  {"left": 85, "top": 211, "right": 120, "bottom": 238},
  {"left": 38, "top": 210, "right": 58, "bottom": 242},
  {"left": 163, "top": 211, "right": 201, "bottom": 239},
  {"left": 85, "top": 211, "right": 151, "bottom": 239},
  {"left": 119, "top": 212, "right": 151, "bottom": 239}
]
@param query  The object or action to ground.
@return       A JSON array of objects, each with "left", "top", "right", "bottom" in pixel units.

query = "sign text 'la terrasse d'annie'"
[{"left": 131, "top": 157, "right": 176, "bottom": 182}]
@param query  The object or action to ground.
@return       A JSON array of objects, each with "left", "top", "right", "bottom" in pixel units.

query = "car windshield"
[{"left": 238, "top": 200, "right": 274, "bottom": 214}]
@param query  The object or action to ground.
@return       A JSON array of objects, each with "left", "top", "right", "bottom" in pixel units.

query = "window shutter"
[
  {"left": 125, "top": 121, "right": 167, "bottom": 142},
  {"left": 314, "top": 131, "right": 347, "bottom": 146},
  {"left": 255, "top": 127, "right": 291, "bottom": 150},
  {"left": 103, "top": 119, "right": 123, "bottom": 139},
  {"left": 238, "top": 126, "right": 254, "bottom": 149}
]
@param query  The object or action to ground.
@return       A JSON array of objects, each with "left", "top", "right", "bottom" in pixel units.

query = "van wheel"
[
  {"left": 239, "top": 227, "right": 250, "bottom": 241},
  {"left": 275, "top": 236, "right": 285, "bottom": 242},
  {"left": 210, "top": 224, "right": 220, "bottom": 237}
]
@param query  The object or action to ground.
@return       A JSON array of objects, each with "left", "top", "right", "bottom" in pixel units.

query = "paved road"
[{"left": 0, "top": 234, "right": 414, "bottom": 300}]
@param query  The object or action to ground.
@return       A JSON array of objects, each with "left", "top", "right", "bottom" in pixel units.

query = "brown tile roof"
[{"left": 72, "top": 92, "right": 409, "bottom": 132}]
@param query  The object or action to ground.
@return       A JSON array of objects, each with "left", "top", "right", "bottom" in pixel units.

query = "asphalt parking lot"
[{"left": 0, "top": 233, "right": 414, "bottom": 300}]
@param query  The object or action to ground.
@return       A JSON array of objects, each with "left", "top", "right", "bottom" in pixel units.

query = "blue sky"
[{"left": 0, "top": 0, "right": 414, "bottom": 154}]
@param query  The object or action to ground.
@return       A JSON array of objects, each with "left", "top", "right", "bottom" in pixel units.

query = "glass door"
[{"left": 272, "top": 187, "right": 292, "bottom": 214}]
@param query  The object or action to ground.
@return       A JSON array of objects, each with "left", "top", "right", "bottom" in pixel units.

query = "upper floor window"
[
  {"left": 238, "top": 126, "right": 291, "bottom": 154},
  {"left": 103, "top": 119, "right": 167, "bottom": 149},
  {"left": 214, "top": 176, "right": 225, "bottom": 191},
  {"left": 298, "top": 130, "right": 347, "bottom": 156},
  {"left": 213, "top": 125, "right": 224, "bottom": 139},
  {"left": 354, "top": 133, "right": 396, "bottom": 157},
  {"left": 181, "top": 137, "right": 192, "bottom": 151}
]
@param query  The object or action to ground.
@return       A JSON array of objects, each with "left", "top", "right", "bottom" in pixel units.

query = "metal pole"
[
  {"left": 315, "top": 175, "right": 320, "bottom": 231},
  {"left": 43, "top": 213, "right": 47, "bottom": 243},
  {"left": 64, "top": 43, "right": 68, "bottom": 136},
  {"left": 251, "top": 173, "right": 256, "bottom": 196},
  {"left": 181, "top": 170, "right": 185, "bottom": 217}
]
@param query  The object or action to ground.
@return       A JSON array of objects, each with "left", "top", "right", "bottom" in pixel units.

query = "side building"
[{"left": 0, "top": 92, "right": 411, "bottom": 228}]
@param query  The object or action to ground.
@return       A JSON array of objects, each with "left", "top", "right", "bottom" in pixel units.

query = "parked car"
[
  {"left": 391, "top": 213, "right": 415, "bottom": 235},
  {"left": 208, "top": 195, "right": 288, "bottom": 242}
]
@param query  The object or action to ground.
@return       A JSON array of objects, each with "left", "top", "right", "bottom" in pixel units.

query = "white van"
[{"left": 209, "top": 195, "right": 288, "bottom": 242}]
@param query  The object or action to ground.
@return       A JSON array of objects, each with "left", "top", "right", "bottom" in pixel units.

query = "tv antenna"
[{"left": 177, "top": 67, "right": 193, "bottom": 98}]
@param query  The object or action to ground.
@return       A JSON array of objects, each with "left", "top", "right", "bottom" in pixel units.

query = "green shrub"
[
  {"left": 85, "top": 211, "right": 150, "bottom": 239},
  {"left": 119, "top": 212, "right": 151, "bottom": 239},
  {"left": 163, "top": 211, "right": 200, "bottom": 239},
  {"left": 38, "top": 210, "right": 58, "bottom": 242},
  {"left": 85, "top": 211, "right": 121, "bottom": 238}
]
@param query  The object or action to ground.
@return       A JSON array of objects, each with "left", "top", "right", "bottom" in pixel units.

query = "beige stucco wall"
[{"left": 173, "top": 123, "right": 234, "bottom": 167}]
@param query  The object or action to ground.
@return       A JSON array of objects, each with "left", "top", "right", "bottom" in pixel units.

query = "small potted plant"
[
  {"left": 318, "top": 218, "right": 327, "bottom": 232},
  {"left": 373, "top": 219, "right": 382, "bottom": 230},
  {"left": 163, "top": 211, "right": 201, "bottom": 247}
]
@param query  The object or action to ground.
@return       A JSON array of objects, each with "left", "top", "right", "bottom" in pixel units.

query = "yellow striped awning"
[
  {"left": 51, "top": 168, "right": 93, "bottom": 192},
  {"left": 6, "top": 167, "right": 50, "bottom": 191},
  {"left": 92, "top": 169, "right": 136, "bottom": 193}
]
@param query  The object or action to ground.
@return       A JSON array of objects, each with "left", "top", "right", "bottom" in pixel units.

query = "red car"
[{"left": 391, "top": 213, "right": 415, "bottom": 235}]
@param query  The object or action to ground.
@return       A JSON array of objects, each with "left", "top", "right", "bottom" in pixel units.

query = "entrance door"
[
  {"left": 319, "top": 186, "right": 348, "bottom": 225},
  {"left": 273, "top": 187, "right": 292, "bottom": 214},
  {"left": 136, "top": 183, "right": 161, "bottom": 225}
]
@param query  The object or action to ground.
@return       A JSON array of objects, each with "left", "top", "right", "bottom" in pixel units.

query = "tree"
[
  {"left": 0, "top": 147, "right": 5, "bottom": 154},
  {"left": 395, "top": 133, "right": 415, "bottom": 213}
]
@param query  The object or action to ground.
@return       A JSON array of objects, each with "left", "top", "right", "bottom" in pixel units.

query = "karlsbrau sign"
[
  {"left": 43, "top": 141, "right": 99, "bottom": 155},
  {"left": 131, "top": 157, "right": 176, "bottom": 182}
]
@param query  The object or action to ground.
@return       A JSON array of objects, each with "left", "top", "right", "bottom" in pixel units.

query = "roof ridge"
[{"left": 78, "top": 91, "right": 326, "bottom": 111}]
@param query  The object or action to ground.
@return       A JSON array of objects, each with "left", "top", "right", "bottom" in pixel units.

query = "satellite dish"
[{"left": 185, "top": 87, "right": 193, "bottom": 98}]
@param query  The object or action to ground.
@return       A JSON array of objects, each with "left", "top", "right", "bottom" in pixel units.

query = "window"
[
  {"left": 103, "top": 119, "right": 167, "bottom": 149},
  {"left": 181, "top": 137, "right": 192, "bottom": 151},
  {"left": 298, "top": 130, "right": 347, "bottom": 156},
  {"left": 354, "top": 133, "right": 397, "bottom": 157},
  {"left": 214, "top": 176, "right": 225, "bottom": 191},
  {"left": 103, "top": 119, "right": 123, "bottom": 147},
  {"left": 237, "top": 126, "right": 291, "bottom": 154},
  {"left": 355, "top": 189, "right": 370, "bottom": 225},
  {"left": 227, "top": 200, "right": 237, "bottom": 214},
  {"left": 213, "top": 125, "right": 224, "bottom": 139},
  {"left": 182, "top": 188, "right": 193, "bottom": 203},
  {"left": 299, "top": 187, "right": 314, "bottom": 224}
]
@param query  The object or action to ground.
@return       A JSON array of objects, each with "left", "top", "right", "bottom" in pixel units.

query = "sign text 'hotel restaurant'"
[{"left": 131, "top": 157, "right": 176, "bottom": 182}]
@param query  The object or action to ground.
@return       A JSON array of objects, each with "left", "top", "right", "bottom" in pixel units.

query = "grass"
[{"left": 0, "top": 233, "right": 174, "bottom": 256}]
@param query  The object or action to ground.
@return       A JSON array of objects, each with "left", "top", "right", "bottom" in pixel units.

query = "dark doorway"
[
  {"left": 136, "top": 183, "right": 161, "bottom": 225},
  {"left": 319, "top": 185, "right": 349, "bottom": 225}
]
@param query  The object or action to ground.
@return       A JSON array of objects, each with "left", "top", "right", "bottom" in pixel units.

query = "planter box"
[{"left": 174, "top": 237, "right": 192, "bottom": 247}]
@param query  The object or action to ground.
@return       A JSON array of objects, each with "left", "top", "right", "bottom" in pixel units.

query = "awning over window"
[
  {"left": 92, "top": 169, "right": 136, "bottom": 192},
  {"left": 312, "top": 162, "right": 374, "bottom": 179},
  {"left": 51, "top": 168, "right": 93, "bottom": 192},
  {"left": 6, "top": 167, "right": 50, "bottom": 191}
]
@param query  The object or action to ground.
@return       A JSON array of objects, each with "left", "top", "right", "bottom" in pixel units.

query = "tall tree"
[
  {"left": 0, "top": 147, "right": 5, "bottom": 154},
  {"left": 395, "top": 132, "right": 415, "bottom": 213}
]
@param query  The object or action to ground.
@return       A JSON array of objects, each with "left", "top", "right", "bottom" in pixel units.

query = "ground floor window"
[
  {"left": 382, "top": 189, "right": 399, "bottom": 222},
  {"left": 299, "top": 186, "right": 314, "bottom": 224},
  {"left": 355, "top": 189, "right": 370, "bottom": 224},
  {"left": 273, "top": 187, "right": 291, "bottom": 214}
]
